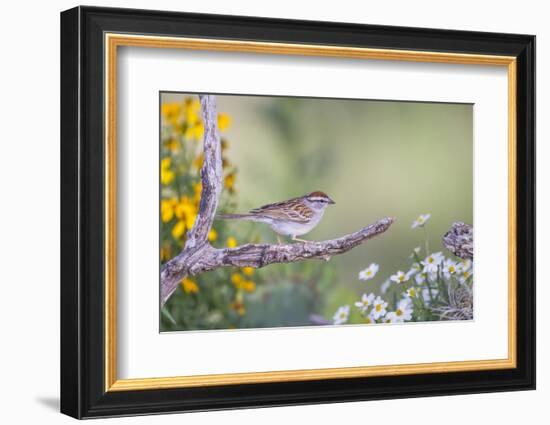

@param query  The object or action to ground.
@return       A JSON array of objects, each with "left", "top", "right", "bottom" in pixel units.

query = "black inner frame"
[{"left": 60, "top": 6, "right": 535, "bottom": 419}]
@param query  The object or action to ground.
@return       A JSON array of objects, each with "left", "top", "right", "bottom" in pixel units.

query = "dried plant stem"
[{"left": 442, "top": 222, "right": 473, "bottom": 260}]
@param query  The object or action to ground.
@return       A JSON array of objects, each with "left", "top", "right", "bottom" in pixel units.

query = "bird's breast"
[{"left": 271, "top": 210, "right": 324, "bottom": 236}]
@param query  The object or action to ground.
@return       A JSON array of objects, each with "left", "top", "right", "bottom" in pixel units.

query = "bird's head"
[{"left": 304, "top": 191, "right": 335, "bottom": 210}]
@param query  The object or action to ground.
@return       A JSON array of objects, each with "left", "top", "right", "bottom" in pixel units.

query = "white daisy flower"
[
  {"left": 442, "top": 258, "right": 458, "bottom": 279},
  {"left": 415, "top": 272, "right": 427, "bottom": 285},
  {"left": 405, "top": 263, "right": 421, "bottom": 280},
  {"left": 457, "top": 259, "right": 473, "bottom": 272},
  {"left": 363, "top": 310, "right": 377, "bottom": 324},
  {"left": 371, "top": 296, "right": 388, "bottom": 320},
  {"left": 358, "top": 263, "right": 379, "bottom": 281},
  {"left": 421, "top": 252, "right": 444, "bottom": 273},
  {"left": 421, "top": 287, "right": 439, "bottom": 304},
  {"left": 458, "top": 268, "right": 474, "bottom": 284},
  {"left": 386, "top": 299, "right": 414, "bottom": 323},
  {"left": 380, "top": 279, "right": 392, "bottom": 294},
  {"left": 411, "top": 213, "right": 431, "bottom": 229},
  {"left": 333, "top": 305, "right": 350, "bottom": 325},
  {"left": 404, "top": 287, "right": 419, "bottom": 298},
  {"left": 416, "top": 271, "right": 437, "bottom": 286},
  {"left": 390, "top": 270, "right": 409, "bottom": 284},
  {"left": 408, "top": 262, "right": 421, "bottom": 274},
  {"left": 354, "top": 293, "right": 375, "bottom": 312}
]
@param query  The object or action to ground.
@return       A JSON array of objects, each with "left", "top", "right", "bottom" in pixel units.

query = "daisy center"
[
  {"left": 375, "top": 304, "right": 382, "bottom": 312},
  {"left": 396, "top": 309, "right": 403, "bottom": 316}
]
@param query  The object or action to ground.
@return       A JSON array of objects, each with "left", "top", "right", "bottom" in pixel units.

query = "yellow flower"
[
  {"left": 242, "top": 267, "right": 254, "bottom": 276},
  {"left": 193, "top": 181, "right": 202, "bottom": 195},
  {"left": 184, "top": 98, "right": 201, "bottom": 123},
  {"left": 193, "top": 153, "right": 204, "bottom": 170},
  {"left": 161, "top": 102, "right": 180, "bottom": 117},
  {"left": 172, "top": 220, "right": 186, "bottom": 239},
  {"left": 218, "top": 113, "right": 232, "bottom": 131},
  {"left": 185, "top": 212, "right": 197, "bottom": 230},
  {"left": 171, "top": 197, "right": 197, "bottom": 239},
  {"left": 195, "top": 122, "right": 205, "bottom": 139},
  {"left": 160, "top": 245, "right": 172, "bottom": 262},
  {"left": 208, "top": 228, "right": 218, "bottom": 241},
  {"left": 161, "top": 169, "right": 175, "bottom": 186},
  {"left": 175, "top": 196, "right": 197, "bottom": 229},
  {"left": 161, "top": 199, "right": 175, "bottom": 223},
  {"left": 185, "top": 122, "right": 204, "bottom": 140},
  {"left": 243, "top": 280, "right": 256, "bottom": 293},
  {"left": 224, "top": 172, "right": 236, "bottom": 192},
  {"left": 164, "top": 138, "right": 180, "bottom": 153},
  {"left": 175, "top": 196, "right": 196, "bottom": 220},
  {"left": 161, "top": 157, "right": 175, "bottom": 185},
  {"left": 161, "top": 102, "right": 182, "bottom": 126},
  {"left": 227, "top": 237, "right": 237, "bottom": 248},
  {"left": 231, "top": 272, "right": 255, "bottom": 292},
  {"left": 231, "top": 273, "right": 243, "bottom": 287},
  {"left": 193, "top": 181, "right": 202, "bottom": 203},
  {"left": 181, "top": 277, "right": 199, "bottom": 294}
]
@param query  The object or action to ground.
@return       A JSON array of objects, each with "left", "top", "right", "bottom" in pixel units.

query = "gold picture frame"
[
  {"left": 61, "top": 6, "right": 535, "bottom": 419},
  {"left": 104, "top": 34, "right": 517, "bottom": 392}
]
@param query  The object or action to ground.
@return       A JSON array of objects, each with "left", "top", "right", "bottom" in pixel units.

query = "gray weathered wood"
[
  {"left": 442, "top": 222, "right": 473, "bottom": 260},
  {"left": 160, "top": 94, "right": 395, "bottom": 306},
  {"left": 185, "top": 95, "right": 222, "bottom": 250}
]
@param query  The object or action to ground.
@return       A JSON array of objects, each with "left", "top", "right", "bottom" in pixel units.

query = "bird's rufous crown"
[
  {"left": 306, "top": 191, "right": 335, "bottom": 204},
  {"left": 308, "top": 191, "right": 329, "bottom": 198}
]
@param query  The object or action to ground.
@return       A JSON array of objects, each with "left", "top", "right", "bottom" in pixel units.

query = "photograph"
[
  {"left": 159, "top": 93, "right": 474, "bottom": 332},
  {"left": 57, "top": 4, "right": 535, "bottom": 419}
]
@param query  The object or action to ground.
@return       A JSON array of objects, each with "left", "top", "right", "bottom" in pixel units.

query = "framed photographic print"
[{"left": 60, "top": 6, "right": 535, "bottom": 419}]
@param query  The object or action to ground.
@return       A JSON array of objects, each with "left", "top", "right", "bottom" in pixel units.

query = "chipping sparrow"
[{"left": 218, "top": 191, "right": 335, "bottom": 242}]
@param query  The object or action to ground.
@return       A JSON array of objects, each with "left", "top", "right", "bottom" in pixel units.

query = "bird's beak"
[{"left": 328, "top": 197, "right": 335, "bottom": 205}]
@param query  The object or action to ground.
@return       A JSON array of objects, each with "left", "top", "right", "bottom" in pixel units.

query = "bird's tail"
[{"left": 217, "top": 213, "right": 255, "bottom": 220}]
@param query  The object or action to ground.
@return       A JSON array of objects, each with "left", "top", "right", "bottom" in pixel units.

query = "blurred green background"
[{"left": 160, "top": 93, "right": 473, "bottom": 331}]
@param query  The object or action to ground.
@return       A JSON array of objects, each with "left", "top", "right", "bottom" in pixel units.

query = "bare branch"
[
  {"left": 185, "top": 95, "right": 223, "bottom": 249},
  {"left": 161, "top": 217, "right": 394, "bottom": 306},
  {"left": 442, "top": 222, "right": 473, "bottom": 260},
  {"left": 160, "top": 95, "right": 395, "bottom": 306},
  {"left": 188, "top": 217, "right": 394, "bottom": 274}
]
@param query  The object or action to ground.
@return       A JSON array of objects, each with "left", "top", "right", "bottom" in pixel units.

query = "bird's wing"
[{"left": 250, "top": 198, "right": 313, "bottom": 223}]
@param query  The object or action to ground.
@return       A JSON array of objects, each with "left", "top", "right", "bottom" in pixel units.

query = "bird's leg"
[{"left": 291, "top": 235, "right": 308, "bottom": 243}]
